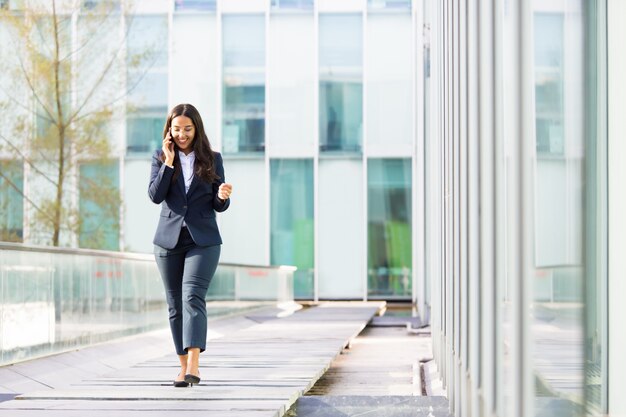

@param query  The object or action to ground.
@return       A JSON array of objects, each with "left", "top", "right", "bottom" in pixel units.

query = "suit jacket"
[{"left": 148, "top": 150, "right": 230, "bottom": 249}]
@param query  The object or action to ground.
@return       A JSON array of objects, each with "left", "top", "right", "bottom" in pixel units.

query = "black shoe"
[
  {"left": 184, "top": 373, "right": 201, "bottom": 386},
  {"left": 173, "top": 379, "right": 189, "bottom": 387}
]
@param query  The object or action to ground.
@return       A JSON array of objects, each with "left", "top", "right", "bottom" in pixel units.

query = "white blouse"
[{"left": 178, "top": 150, "right": 195, "bottom": 193}]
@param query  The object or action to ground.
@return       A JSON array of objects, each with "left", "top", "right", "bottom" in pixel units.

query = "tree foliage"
[{"left": 0, "top": 0, "right": 156, "bottom": 248}]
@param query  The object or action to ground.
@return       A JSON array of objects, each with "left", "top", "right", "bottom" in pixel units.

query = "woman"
[{"left": 148, "top": 103, "right": 232, "bottom": 387}]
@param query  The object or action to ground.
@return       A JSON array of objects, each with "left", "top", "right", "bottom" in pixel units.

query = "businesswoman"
[{"left": 148, "top": 103, "right": 232, "bottom": 387}]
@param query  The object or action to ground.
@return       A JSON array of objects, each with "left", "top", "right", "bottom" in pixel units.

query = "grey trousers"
[{"left": 154, "top": 227, "right": 221, "bottom": 355}]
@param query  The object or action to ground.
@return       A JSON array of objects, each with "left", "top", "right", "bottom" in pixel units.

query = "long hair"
[{"left": 161, "top": 104, "right": 220, "bottom": 183}]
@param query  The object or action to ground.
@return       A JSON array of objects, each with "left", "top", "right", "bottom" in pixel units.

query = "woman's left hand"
[{"left": 218, "top": 183, "right": 233, "bottom": 201}]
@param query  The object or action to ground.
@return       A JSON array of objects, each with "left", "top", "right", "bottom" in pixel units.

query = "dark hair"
[{"left": 161, "top": 103, "right": 220, "bottom": 183}]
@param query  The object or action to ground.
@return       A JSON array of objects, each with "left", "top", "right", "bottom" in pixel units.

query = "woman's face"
[{"left": 170, "top": 115, "right": 195, "bottom": 154}]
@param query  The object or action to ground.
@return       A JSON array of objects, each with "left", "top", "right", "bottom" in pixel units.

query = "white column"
[{"left": 608, "top": 0, "right": 626, "bottom": 414}]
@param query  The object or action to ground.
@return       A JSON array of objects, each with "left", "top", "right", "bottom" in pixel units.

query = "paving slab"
[{"left": 0, "top": 302, "right": 384, "bottom": 417}]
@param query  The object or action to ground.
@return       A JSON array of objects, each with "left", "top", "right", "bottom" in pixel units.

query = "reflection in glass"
[
  {"left": 222, "top": 15, "right": 265, "bottom": 155},
  {"left": 532, "top": 5, "right": 590, "bottom": 416},
  {"left": 270, "top": 159, "right": 314, "bottom": 299},
  {"left": 0, "top": 160, "right": 23, "bottom": 242},
  {"left": 534, "top": 14, "right": 564, "bottom": 156},
  {"left": 368, "top": 159, "right": 412, "bottom": 298},
  {"left": 319, "top": 14, "right": 362, "bottom": 153}
]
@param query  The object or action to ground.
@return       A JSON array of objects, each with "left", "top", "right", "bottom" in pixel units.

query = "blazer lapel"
[
  {"left": 177, "top": 171, "right": 187, "bottom": 199},
  {"left": 186, "top": 175, "right": 200, "bottom": 197}
]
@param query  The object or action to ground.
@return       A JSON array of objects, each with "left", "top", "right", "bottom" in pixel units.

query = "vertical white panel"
[
  {"left": 171, "top": 15, "right": 219, "bottom": 146},
  {"left": 366, "top": 14, "right": 413, "bottom": 155},
  {"left": 318, "top": 159, "right": 364, "bottom": 298},
  {"left": 123, "top": 160, "right": 161, "bottom": 252},
  {"left": 608, "top": 0, "right": 626, "bottom": 413},
  {"left": 219, "top": 159, "right": 267, "bottom": 265},
  {"left": 267, "top": 14, "right": 315, "bottom": 156}
]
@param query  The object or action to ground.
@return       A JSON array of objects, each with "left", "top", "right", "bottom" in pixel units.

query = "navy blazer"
[{"left": 148, "top": 150, "right": 230, "bottom": 249}]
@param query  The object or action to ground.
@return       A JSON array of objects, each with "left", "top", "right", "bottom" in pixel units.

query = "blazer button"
[{"left": 183, "top": 205, "right": 187, "bottom": 209}]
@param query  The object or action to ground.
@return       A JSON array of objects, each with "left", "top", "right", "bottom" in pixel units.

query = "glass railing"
[{"left": 0, "top": 242, "right": 295, "bottom": 366}]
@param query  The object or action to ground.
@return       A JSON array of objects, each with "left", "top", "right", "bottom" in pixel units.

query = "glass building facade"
[{"left": 424, "top": 0, "right": 618, "bottom": 416}]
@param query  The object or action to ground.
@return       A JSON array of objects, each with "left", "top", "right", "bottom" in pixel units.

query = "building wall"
[{"left": 122, "top": 0, "right": 419, "bottom": 301}]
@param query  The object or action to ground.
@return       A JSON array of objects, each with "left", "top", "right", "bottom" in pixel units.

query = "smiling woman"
[{"left": 148, "top": 103, "right": 233, "bottom": 388}]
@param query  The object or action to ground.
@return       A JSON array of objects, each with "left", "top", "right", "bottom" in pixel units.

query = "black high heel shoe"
[
  {"left": 184, "top": 373, "right": 201, "bottom": 387},
  {"left": 173, "top": 379, "right": 189, "bottom": 388}
]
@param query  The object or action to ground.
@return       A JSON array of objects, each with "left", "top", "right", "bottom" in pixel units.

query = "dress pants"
[{"left": 154, "top": 226, "right": 221, "bottom": 355}]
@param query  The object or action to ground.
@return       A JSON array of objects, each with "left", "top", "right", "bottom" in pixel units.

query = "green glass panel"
[
  {"left": 270, "top": 159, "right": 314, "bottom": 299},
  {"left": 367, "top": 158, "right": 412, "bottom": 298}
]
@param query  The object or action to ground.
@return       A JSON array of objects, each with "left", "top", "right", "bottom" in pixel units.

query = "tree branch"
[
  {"left": 0, "top": 134, "right": 59, "bottom": 188},
  {"left": 68, "top": 12, "right": 144, "bottom": 124},
  {"left": 15, "top": 51, "right": 56, "bottom": 124},
  {"left": 0, "top": 171, "right": 58, "bottom": 225}
]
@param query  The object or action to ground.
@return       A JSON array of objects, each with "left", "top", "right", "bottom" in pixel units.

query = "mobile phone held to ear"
[{"left": 168, "top": 128, "right": 177, "bottom": 151}]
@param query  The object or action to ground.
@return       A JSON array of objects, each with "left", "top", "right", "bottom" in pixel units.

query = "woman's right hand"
[{"left": 162, "top": 130, "right": 175, "bottom": 167}]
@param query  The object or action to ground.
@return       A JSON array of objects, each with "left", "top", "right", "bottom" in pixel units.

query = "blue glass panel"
[
  {"left": 222, "top": 15, "right": 265, "bottom": 154},
  {"left": 126, "top": 108, "right": 167, "bottom": 154},
  {"left": 79, "top": 161, "right": 120, "bottom": 250},
  {"left": 319, "top": 14, "right": 363, "bottom": 153},
  {"left": 0, "top": 161, "right": 23, "bottom": 242},
  {"left": 319, "top": 81, "right": 362, "bottom": 152}
]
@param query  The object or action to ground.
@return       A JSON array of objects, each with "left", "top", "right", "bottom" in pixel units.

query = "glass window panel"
[
  {"left": 126, "top": 16, "right": 168, "bottom": 69},
  {"left": 271, "top": 0, "right": 313, "bottom": 10},
  {"left": 530, "top": 5, "right": 595, "bottom": 416},
  {"left": 174, "top": 0, "right": 216, "bottom": 11},
  {"left": 319, "top": 14, "right": 363, "bottom": 154},
  {"left": 171, "top": 15, "right": 218, "bottom": 145},
  {"left": 319, "top": 82, "right": 362, "bottom": 152},
  {"left": 270, "top": 159, "right": 314, "bottom": 299},
  {"left": 127, "top": 71, "right": 168, "bottom": 107},
  {"left": 222, "top": 15, "right": 265, "bottom": 154},
  {"left": 319, "top": 15, "right": 362, "bottom": 69},
  {"left": 126, "top": 110, "right": 166, "bottom": 154},
  {"left": 367, "top": 0, "right": 411, "bottom": 12},
  {"left": 267, "top": 14, "right": 315, "bottom": 154},
  {"left": 0, "top": 160, "right": 23, "bottom": 242},
  {"left": 367, "top": 158, "right": 412, "bottom": 298},
  {"left": 366, "top": 14, "right": 412, "bottom": 148},
  {"left": 79, "top": 161, "right": 120, "bottom": 250},
  {"left": 126, "top": 16, "right": 168, "bottom": 156}
]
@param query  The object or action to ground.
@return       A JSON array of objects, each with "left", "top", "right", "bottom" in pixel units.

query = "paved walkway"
[{"left": 0, "top": 302, "right": 384, "bottom": 417}]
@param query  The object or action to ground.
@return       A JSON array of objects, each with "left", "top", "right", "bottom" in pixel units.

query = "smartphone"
[{"left": 168, "top": 128, "right": 176, "bottom": 151}]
